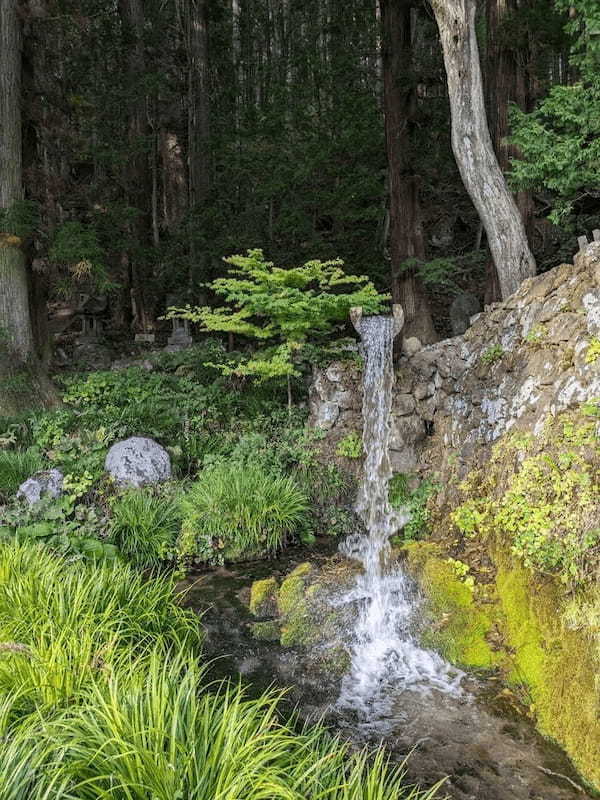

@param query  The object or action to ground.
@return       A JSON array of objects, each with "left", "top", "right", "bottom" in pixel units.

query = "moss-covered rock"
[
  {"left": 404, "top": 542, "right": 501, "bottom": 670},
  {"left": 249, "top": 577, "right": 279, "bottom": 617},
  {"left": 406, "top": 533, "right": 600, "bottom": 790},
  {"left": 250, "top": 620, "right": 281, "bottom": 641}
]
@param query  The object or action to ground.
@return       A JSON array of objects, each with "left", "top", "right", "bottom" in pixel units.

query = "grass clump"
[
  {"left": 179, "top": 461, "right": 308, "bottom": 563},
  {"left": 0, "top": 448, "right": 43, "bottom": 501},
  {"left": 109, "top": 488, "right": 181, "bottom": 568},
  {"left": 0, "top": 540, "right": 442, "bottom": 800}
]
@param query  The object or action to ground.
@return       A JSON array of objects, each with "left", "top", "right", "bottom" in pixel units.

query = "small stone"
[
  {"left": 105, "top": 436, "right": 171, "bottom": 488},
  {"left": 17, "top": 469, "right": 63, "bottom": 505},
  {"left": 395, "top": 393, "right": 416, "bottom": 416},
  {"left": 403, "top": 336, "right": 422, "bottom": 357},
  {"left": 311, "top": 401, "right": 339, "bottom": 430}
]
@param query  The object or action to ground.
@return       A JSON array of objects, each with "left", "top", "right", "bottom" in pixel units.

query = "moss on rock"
[
  {"left": 404, "top": 542, "right": 500, "bottom": 670},
  {"left": 249, "top": 577, "right": 279, "bottom": 617},
  {"left": 495, "top": 554, "right": 600, "bottom": 789},
  {"left": 251, "top": 620, "right": 281, "bottom": 641}
]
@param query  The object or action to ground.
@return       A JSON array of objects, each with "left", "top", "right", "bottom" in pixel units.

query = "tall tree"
[
  {"left": 0, "top": 0, "right": 35, "bottom": 363},
  {"left": 429, "top": 0, "right": 536, "bottom": 299},
  {"left": 118, "top": 0, "right": 154, "bottom": 332},
  {"left": 484, "top": 0, "right": 535, "bottom": 301},
  {"left": 380, "top": 0, "right": 437, "bottom": 343}
]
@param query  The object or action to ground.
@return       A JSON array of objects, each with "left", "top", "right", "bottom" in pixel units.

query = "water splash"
[{"left": 337, "top": 315, "right": 462, "bottom": 718}]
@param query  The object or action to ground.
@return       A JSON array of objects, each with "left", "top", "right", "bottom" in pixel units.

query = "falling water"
[{"left": 337, "top": 315, "right": 462, "bottom": 718}]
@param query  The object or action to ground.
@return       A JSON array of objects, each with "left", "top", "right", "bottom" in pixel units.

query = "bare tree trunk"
[
  {"left": 429, "top": 0, "right": 535, "bottom": 299},
  {"left": 380, "top": 0, "right": 437, "bottom": 343},
  {"left": 0, "top": 0, "right": 35, "bottom": 363}
]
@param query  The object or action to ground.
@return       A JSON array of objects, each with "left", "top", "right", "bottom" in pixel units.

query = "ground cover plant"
[{"left": 0, "top": 540, "right": 441, "bottom": 800}]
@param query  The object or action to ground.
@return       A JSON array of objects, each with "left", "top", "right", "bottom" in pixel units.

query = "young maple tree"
[{"left": 167, "top": 249, "right": 388, "bottom": 407}]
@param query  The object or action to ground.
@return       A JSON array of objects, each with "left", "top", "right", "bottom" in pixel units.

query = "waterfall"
[{"left": 337, "top": 314, "right": 462, "bottom": 718}]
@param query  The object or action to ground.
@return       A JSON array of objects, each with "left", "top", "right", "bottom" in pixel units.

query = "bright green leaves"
[{"left": 167, "top": 249, "right": 388, "bottom": 382}]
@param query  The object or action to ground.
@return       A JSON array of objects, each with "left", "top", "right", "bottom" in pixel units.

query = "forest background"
[{"left": 1, "top": 0, "right": 599, "bottom": 368}]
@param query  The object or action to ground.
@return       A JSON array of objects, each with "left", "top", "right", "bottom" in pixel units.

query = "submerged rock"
[
  {"left": 105, "top": 436, "right": 171, "bottom": 487},
  {"left": 17, "top": 469, "right": 64, "bottom": 505}
]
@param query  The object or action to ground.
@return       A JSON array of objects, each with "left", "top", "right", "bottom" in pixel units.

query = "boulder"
[
  {"left": 17, "top": 469, "right": 64, "bottom": 505},
  {"left": 105, "top": 436, "right": 171, "bottom": 488}
]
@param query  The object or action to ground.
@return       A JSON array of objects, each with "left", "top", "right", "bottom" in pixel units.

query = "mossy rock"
[
  {"left": 251, "top": 620, "right": 281, "bottom": 641},
  {"left": 249, "top": 577, "right": 279, "bottom": 617},
  {"left": 404, "top": 542, "right": 500, "bottom": 670},
  {"left": 495, "top": 553, "right": 600, "bottom": 789}
]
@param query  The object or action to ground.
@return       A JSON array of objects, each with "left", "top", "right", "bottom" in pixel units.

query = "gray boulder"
[
  {"left": 17, "top": 469, "right": 64, "bottom": 505},
  {"left": 105, "top": 436, "right": 171, "bottom": 488}
]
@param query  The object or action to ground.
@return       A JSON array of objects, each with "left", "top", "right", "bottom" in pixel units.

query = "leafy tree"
[
  {"left": 510, "top": 0, "right": 600, "bottom": 223},
  {"left": 168, "top": 249, "right": 388, "bottom": 408}
]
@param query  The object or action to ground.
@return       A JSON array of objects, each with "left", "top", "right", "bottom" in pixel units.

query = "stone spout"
[{"left": 350, "top": 304, "right": 405, "bottom": 339}]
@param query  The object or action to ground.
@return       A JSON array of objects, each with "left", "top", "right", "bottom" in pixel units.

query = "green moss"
[
  {"left": 251, "top": 621, "right": 280, "bottom": 641},
  {"left": 495, "top": 555, "right": 600, "bottom": 789},
  {"left": 404, "top": 542, "right": 499, "bottom": 670},
  {"left": 278, "top": 563, "right": 320, "bottom": 647},
  {"left": 249, "top": 577, "right": 278, "bottom": 617}
]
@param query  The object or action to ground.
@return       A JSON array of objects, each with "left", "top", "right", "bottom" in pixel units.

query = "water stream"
[
  {"left": 337, "top": 314, "right": 462, "bottom": 718},
  {"left": 180, "top": 314, "right": 595, "bottom": 799}
]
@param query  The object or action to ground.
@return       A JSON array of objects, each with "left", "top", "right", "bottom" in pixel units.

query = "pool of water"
[{"left": 179, "top": 545, "right": 595, "bottom": 800}]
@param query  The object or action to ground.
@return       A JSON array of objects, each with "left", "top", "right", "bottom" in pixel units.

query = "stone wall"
[{"left": 309, "top": 242, "right": 600, "bottom": 479}]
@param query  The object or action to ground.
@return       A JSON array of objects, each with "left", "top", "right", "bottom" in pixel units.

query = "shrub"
[
  {"left": 1, "top": 496, "right": 116, "bottom": 562},
  {"left": 0, "top": 448, "right": 43, "bottom": 501},
  {"left": 390, "top": 475, "right": 437, "bottom": 540},
  {"left": 109, "top": 488, "right": 181, "bottom": 568},
  {"left": 179, "top": 462, "right": 309, "bottom": 562},
  {"left": 336, "top": 431, "right": 363, "bottom": 459}
]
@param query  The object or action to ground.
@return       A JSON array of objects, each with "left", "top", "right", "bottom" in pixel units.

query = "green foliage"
[
  {"left": 0, "top": 200, "right": 40, "bottom": 239},
  {"left": 0, "top": 541, "right": 196, "bottom": 716},
  {"left": 0, "top": 448, "right": 42, "bottom": 501},
  {"left": 585, "top": 337, "right": 600, "bottom": 364},
  {"left": 48, "top": 221, "right": 111, "bottom": 288},
  {"left": 109, "top": 488, "right": 181, "bottom": 568},
  {"left": 168, "top": 249, "right": 388, "bottom": 381},
  {"left": 451, "top": 409, "right": 600, "bottom": 586},
  {"left": 1, "top": 496, "right": 116, "bottom": 563},
  {"left": 335, "top": 431, "right": 363, "bottom": 459},
  {"left": 0, "top": 542, "right": 435, "bottom": 800},
  {"left": 480, "top": 344, "right": 504, "bottom": 365},
  {"left": 524, "top": 324, "right": 547, "bottom": 346},
  {"left": 389, "top": 475, "right": 437, "bottom": 540},
  {"left": 510, "top": 1, "right": 600, "bottom": 223},
  {"left": 179, "top": 462, "right": 309, "bottom": 563}
]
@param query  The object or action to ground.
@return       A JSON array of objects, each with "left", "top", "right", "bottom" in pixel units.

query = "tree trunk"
[
  {"left": 0, "top": 0, "right": 35, "bottom": 363},
  {"left": 484, "top": 0, "right": 535, "bottom": 302},
  {"left": 118, "top": 0, "right": 154, "bottom": 332},
  {"left": 380, "top": 0, "right": 437, "bottom": 343},
  {"left": 429, "top": 0, "right": 536, "bottom": 300},
  {"left": 186, "top": 0, "right": 211, "bottom": 294}
]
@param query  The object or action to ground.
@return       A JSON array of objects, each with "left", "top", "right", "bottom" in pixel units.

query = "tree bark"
[
  {"left": 484, "top": 0, "right": 535, "bottom": 302},
  {"left": 429, "top": 0, "right": 536, "bottom": 300},
  {"left": 185, "top": 0, "right": 211, "bottom": 293},
  {"left": 118, "top": 0, "right": 154, "bottom": 332},
  {"left": 0, "top": 0, "right": 35, "bottom": 363},
  {"left": 380, "top": 0, "right": 437, "bottom": 343}
]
